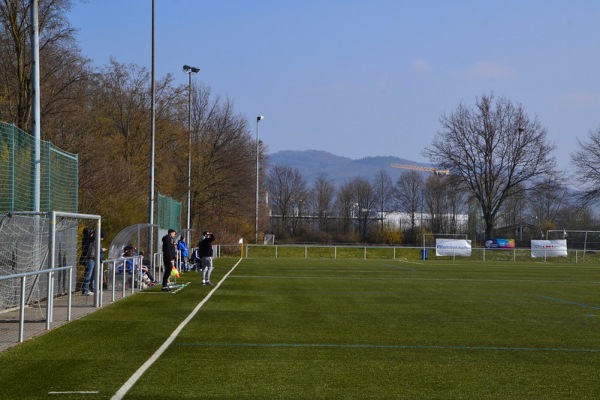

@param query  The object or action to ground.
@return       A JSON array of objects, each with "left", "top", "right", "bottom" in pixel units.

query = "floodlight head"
[
  {"left": 183, "top": 65, "right": 191, "bottom": 71},
  {"left": 191, "top": 67, "right": 200, "bottom": 73},
  {"left": 257, "top": 115, "right": 264, "bottom": 122}
]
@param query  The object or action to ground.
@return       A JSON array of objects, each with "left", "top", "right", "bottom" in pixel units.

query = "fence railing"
[
  {"left": 0, "top": 265, "right": 73, "bottom": 343},
  {"left": 212, "top": 244, "right": 600, "bottom": 263}
]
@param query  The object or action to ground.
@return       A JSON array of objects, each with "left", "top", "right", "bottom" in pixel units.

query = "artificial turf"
[{"left": 1, "top": 258, "right": 599, "bottom": 399}]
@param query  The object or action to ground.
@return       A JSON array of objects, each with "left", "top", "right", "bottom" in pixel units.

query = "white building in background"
[{"left": 380, "top": 212, "right": 469, "bottom": 231}]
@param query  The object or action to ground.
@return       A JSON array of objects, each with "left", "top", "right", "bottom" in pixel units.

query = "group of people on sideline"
[
  {"left": 80, "top": 227, "right": 216, "bottom": 294},
  {"left": 161, "top": 229, "right": 216, "bottom": 292}
]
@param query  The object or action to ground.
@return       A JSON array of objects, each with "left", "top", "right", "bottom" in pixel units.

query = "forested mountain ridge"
[{"left": 268, "top": 150, "right": 432, "bottom": 186}]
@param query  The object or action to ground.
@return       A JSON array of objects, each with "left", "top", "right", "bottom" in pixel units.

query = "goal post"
[
  {"left": 0, "top": 211, "right": 101, "bottom": 320},
  {"left": 546, "top": 230, "right": 600, "bottom": 253},
  {"left": 422, "top": 233, "right": 468, "bottom": 248},
  {"left": 421, "top": 233, "right": 469, "bottom": 259}
]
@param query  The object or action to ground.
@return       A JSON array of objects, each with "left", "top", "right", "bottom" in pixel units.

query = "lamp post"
[
  {"left": 183, "top": 65, "right": 200, "bottom": 243},
  {"left": 255, "top": 115, "right": 264, "bottom": 244}
]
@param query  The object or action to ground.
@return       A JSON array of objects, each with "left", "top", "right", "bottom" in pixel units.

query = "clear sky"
[{"left": 67, "top": 0, "right": 600, "bottom": 173}]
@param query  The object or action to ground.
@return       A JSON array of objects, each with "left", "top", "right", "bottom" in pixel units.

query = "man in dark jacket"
[
  {"left": 161, "top": 229, "right": 177, "bottom": 291},
  {"left": 198, "top": 231, "right": 215, "bottom": 285},
  {"left": 81, "top": 228, "right": 96, "bottom": 295}
]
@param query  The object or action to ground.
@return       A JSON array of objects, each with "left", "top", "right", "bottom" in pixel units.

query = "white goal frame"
[{"left": 422, "top": 233, "right": 468, "bottom": 250}]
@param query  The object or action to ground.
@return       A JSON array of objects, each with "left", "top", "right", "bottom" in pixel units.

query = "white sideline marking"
[
  {"left": 49, "top": 391, "right": 99, "bottom": 395},
  {"left": 111, "top": 258, "right": 243, "bottom": 400}
]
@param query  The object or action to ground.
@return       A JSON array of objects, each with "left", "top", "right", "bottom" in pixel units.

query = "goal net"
[
  {"left": 0, "top": 212, "right": 78, "bottom": 311},
  {"left": 422, "top": 233, "right": 468, "bottom": 248},
  {"left": 546, "top": 230, "right": 600, "bottom": 251},
  {"left": 263, "top": 234, "right": 275, "bottom": 245}
]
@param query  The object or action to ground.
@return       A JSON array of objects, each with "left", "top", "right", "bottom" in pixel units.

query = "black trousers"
[{"left": 161, "top": 260, "right": 172, "bottom": 287}]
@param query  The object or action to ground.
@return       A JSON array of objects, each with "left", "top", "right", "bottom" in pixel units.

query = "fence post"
[
  {"left": 67, "top": 271, "right": 73, "bottom": 321},
  {"left": 19, "top": 276, "right": 26, "bottom": 342}
]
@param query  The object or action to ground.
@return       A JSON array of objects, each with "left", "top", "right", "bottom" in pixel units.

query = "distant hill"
[{"left": 267, "top": 150, "right": 433, "bottom": 186}]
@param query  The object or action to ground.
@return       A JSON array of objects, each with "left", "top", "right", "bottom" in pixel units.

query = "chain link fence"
[{"left": 0, "top": 121, "right": 78, "bottom": 214}]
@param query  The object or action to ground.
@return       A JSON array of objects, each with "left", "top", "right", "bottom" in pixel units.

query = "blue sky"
[{"left": 68, "top": 0, "right": 600, "bottom": 173}]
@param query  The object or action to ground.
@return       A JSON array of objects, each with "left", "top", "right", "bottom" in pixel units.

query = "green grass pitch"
[{"left": 1, "top": 257, "right": 599, "bottom": 399}]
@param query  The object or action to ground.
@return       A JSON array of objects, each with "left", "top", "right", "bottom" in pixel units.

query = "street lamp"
[
  {"left": 183, "top": 65, "right": 200, "bottom": 243},
  {"left": 255, "top": 115, "right": 265, "bottom": 244}
]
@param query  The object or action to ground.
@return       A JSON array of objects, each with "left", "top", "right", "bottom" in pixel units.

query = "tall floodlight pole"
[
  {"left": 30, "top": 0, "right": 41, "bottom": 212},
  {"left": 148, "top": 0, "right": 156, "bottom": 265},
  {"left": 183, "top": 65, "right": 200, "bottom": 243},
  {"left": 255, "top": 115, "right": 265, "bottom": 244}
]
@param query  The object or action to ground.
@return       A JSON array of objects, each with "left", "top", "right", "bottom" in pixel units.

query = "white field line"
[{"left": 111, "top": 258, "right": 243, "bottom": 400}]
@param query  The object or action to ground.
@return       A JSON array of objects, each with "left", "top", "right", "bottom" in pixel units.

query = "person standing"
[
  {"left": 177, "top": 235, "right": 189, "bottom": 272},
  {"left": 161, "top": 229, "right": 177, "bottom": 291},
  {"left": 198, "top": 231, "right": 215, "bottom": 285},
  {"left": 81, "top": 228, "right": 96, "bottom": 296}
]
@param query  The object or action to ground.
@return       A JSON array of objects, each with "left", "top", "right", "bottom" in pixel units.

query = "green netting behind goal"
[
  {"left": 0, "top": 122, "right": 78, "bottom": 213},
  {"left": 157, "top": 192, "right": 182, "bottom": 231}
]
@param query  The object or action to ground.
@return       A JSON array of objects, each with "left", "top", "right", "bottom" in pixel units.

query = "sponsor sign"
[
  {"left": 530, "top": 240, "right": 568, "bottom": 258},
  {"left": 485, "top": 238, "right": 515, "bottom": 249},
  {"left": 435, "top": 239, "right": 472, "bottom": 257}
]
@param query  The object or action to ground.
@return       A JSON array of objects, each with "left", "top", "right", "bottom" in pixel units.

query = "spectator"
[
  {"left": 138, "top": 251, "right": 156, "bottom": 283},
  {"left": 118, "top": 247, "right": 154, "bottom": 288},
  {"left": 177, "top": 235, "right": 189, "bottom": 272},
  {"left": 80, "top": 228, "right": 95, "bottom": 296},
  {"left": 190, "top": 247, "right": 201, "bottom": 272},
  {"left": 81, "top": 229, "right": 106, "bottom": 295},
  {"left": 198, "top": 231, "right": 216, "bottom": 286}
]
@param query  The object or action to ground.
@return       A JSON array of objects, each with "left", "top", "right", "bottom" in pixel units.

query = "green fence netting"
[
  {"left": 0, "top": 122, "right": 78, "bottom": 213},
  {"left": 157, "top": 192, "right": 181, "bottom": 231}
]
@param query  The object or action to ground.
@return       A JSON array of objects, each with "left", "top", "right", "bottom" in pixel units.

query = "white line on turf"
[
  {"left": 49, "top": 391, "right": 99, "bottom": 395},
  {"left": 110, "top": 258, "right": 243, "bottom": 400}
]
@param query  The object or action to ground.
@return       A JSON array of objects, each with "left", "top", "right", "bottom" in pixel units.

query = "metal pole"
[
  {"left": 255, "top": 116, "right": 264, "bottom": 244},
  {"left": 148, "top": 0, "right": 156, "bottom": 269},
  {"left": 187, "top": 71, "right": 192, "bottom": 238},
  {"left": 183, "top": 65, "right": 199, "bottom": 245},
  {"left": 31, "top": 0, "right": 41, "bottom": 212}
]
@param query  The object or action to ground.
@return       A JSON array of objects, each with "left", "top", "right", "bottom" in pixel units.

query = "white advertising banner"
[
  {"left": 435, "top": 239, "right": 472, "bottom": 257},
  {"left": 530, "top": 240, "right": 568, "bottom": 258}
]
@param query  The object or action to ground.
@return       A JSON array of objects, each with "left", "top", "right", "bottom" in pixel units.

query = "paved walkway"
[{"left": 0, "top": 289, "right": 134, "bottom": 353}]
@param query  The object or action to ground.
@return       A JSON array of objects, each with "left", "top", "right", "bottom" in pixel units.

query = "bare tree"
[
  {"left": 528, "top": 175, "right": 569, "bottom": 232},
  {"left": 266, "top": 165, "right": 308, "bottom": 237},
  {"left": 424, "top": 94, "right": 556, "bottom": 238},
  {"left": 496, "top": 183, "right": 526, "bottom": 241},
  {"left": 373, "top": 169, "right": 394, "bottom": 230},
  {"left": 0, "top": 0, "right": 85, "bottom": 131},
  {"left": 395, "top": 170, "right": 424, "bottom": 244},
  {"left": 75, "top": 60, "right": 183, "bottom": 232},
  {"left": 335, "top": 180, "right": 355, "bottom": 234},
  {"left": 309, "top": 173, "right": 336, "bottom": 232},
  {"left": 338, "top": 177, "right": 377, "bottom": 239},
  {"left": 423, "top": 174, "right": 448, "bottom": 233},
  {"left": 571, "top": 126, "right": 600, "bottom": 205},
  {"left": 191, "top": 85, "right": 256, "bottom": 239},
  {"left": 442, "top": 174, "right": 467, "bottom": 234}
]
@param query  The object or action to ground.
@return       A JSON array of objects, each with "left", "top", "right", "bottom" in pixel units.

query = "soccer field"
[{"left": 1, "top": 258, "right": 600, "bottom": 399}]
